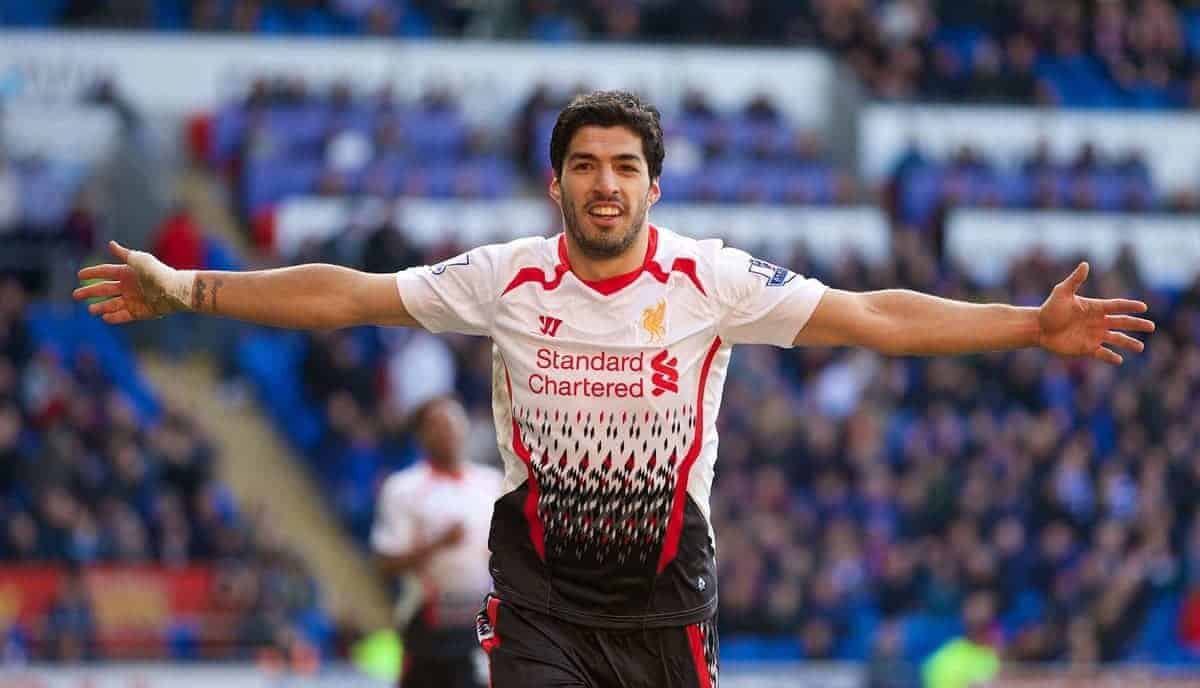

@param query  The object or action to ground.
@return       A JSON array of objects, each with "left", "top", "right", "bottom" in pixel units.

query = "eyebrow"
[{"left": 567, "top": 152, "right": 643, "bottom": 165}]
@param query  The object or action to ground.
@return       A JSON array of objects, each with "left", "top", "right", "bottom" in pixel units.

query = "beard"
[{"left": 561, "top": 192, "right": 650, "bottom": 260}]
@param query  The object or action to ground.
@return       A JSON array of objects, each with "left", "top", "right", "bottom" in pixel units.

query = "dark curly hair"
[{"left": 549, "top": 90, "right": 665, "bottom": 181}]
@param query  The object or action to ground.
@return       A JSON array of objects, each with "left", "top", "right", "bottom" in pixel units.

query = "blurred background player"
[{"left": 371, "top": 396, "right": 501, "bottom": 688}]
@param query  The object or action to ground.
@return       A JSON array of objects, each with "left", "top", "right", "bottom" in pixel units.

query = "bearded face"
[{"left": 552, "top": 126, "right": 660, "bottom": 260}]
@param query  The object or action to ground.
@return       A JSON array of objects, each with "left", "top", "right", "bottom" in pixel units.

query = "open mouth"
[{"left": 587, "top": 204, "right": 623, "bottom": 225}]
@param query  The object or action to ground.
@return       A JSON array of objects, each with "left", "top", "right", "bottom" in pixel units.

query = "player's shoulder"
[
  {"left": 652, "top": 225, "right": 730, "bottom": 281},
  {"left": 466, "top": 462, "right": 504, "bottom": 485},
  {"left": 473, "top": 234, "right": 556, "bottom": 265}
]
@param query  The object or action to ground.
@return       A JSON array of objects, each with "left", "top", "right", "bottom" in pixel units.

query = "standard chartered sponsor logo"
[{"left": 528, "top": 348, "right": 680, "bottom": 398}]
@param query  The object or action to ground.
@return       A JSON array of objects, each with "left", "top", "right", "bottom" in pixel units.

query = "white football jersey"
[
  {"left": 395, "top": 225, "right": 826, "bottom": 628},
  {"left": 371, "top": 461, "right": 502, "bottom": 635}
]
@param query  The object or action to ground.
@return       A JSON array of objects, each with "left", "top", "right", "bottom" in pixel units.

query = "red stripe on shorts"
[{"left": 686, "top": 623, "right": 712, "bottom": 688}]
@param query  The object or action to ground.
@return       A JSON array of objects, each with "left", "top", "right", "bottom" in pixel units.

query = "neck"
[
  {"left": 563, "top": 223, "right": 651, "bottom": 282},
  {"left": 429, "top": 458, "right": 463, "bottom": 478}
]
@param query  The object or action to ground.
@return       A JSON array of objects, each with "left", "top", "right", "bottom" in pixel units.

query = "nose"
[{"left": 593, "top": 164, "right": 620, "bottom": 197}]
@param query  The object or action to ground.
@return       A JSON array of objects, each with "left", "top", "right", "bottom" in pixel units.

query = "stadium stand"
[
  {"left": 887, "top": 141, "right": 1161, "bottom": 230},
  {"left": 5, "top": 1, "right": 1199, "bottom": 109},
  {"left": 3, "top": 2, "right": 1200, "bottom": 684},
  {"left": 204, "top": 80, "right": 846, "bottom": 229},
  {"left": 0, "top": 157, "right": 333, "bottom": 663},
  {"left": 208, "top": 80, "right": 518, "bottom": 220}
]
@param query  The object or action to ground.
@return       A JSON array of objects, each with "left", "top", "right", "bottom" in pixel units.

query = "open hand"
[
  {"left": 73, "top": 241, "right": 191, "bottom": 324},
  {"left": 1037, "top": 262, "right": 1155, "bottom": 365}
]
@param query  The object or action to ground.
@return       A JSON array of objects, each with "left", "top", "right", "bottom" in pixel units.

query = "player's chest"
[{"left": 493, "top": 281, "right": 712, "bottom": 348}]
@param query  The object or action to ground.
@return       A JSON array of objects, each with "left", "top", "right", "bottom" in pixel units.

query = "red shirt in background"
[{"left": 152, "top": 211, "right": 204, "bottom": 270}]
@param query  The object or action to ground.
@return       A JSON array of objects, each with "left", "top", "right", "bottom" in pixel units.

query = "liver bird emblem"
[{"left": 641, "top": 299, "right": 667, "bottom": 344}]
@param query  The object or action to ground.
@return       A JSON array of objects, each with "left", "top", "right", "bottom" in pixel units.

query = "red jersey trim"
[
  {"left": 503, "top": 364, "right": 547, "bottom": 562},
  {"left": 500, "top": 262, "right": 570, "bottom": 296},
  {"left": 656, "top": 336, "right": 722, "bottom": 574},
  {"left": 501, "top": 225, "right": 706, "bottom": 297}
]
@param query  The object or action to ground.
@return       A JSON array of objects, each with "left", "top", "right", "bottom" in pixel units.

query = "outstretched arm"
[
  {"left": 794, "top": 262, "right": 1154, "bottom": 364},
  {"left": 73, "top": 241, "right": 419, "bottom": 330}
]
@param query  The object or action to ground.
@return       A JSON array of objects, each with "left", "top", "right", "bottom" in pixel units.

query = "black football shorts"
[{"left": 476, "top": 594, "right": 719, "bottom": 688}]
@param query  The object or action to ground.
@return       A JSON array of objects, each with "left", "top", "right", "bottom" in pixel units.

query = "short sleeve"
[
  {"left": 395, "top": 243, "right": 508, "bottom": 336},
  {"left": 370, "top": 476, "right": 417, "bottom": 556},
  {"left": 714, "top": 246, "right": 828, "bottom": 347}
]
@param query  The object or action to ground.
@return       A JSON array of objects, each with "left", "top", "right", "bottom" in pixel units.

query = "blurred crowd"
[
  {"left": 0, "top": 275, "right": 333, "bottom": 662},
  {"left": 7, "top": 1, "right": 1200, "bottom": 109},
  {"left": 209, "top": 80, "right": 518, "bottom": 219},
  {"left": 206, "top": 81, "right": 853, "bottom": 224},
  {"left": 886, "top": 140, "right": 1200, "bottom": 233},
  {"left": 523, "top": 0, "right": 1200, "bottom": 109},
  {"left": 205, "top": 81, "right": 1200, "bottom": 247},
  {"left": 712, "top": 237, "right": 1199, "bottom": 667}
]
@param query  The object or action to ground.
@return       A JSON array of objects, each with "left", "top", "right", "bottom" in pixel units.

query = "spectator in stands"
[
  {"left": 152, "top": 203, "right": 206, "bottom": 273},
  {"left": 743, "top": 93, "right": 782, "bottom": 123},
  {"left": 302, "top": 330, "right": 376, "bottom": 410},
  {"left": 966, "top": 39, "right": 1012, "bottom": 103},
  {"left": 44, "top": 566, "right": 97, "bottom": 662},
  {"left": 865, "top": 622, "right": 920, "bottom": 688},
  {"left": 522, "top": 0, "right": 584, "bottom": 42},
  {"left": 0, "top": 279, "right": 31, "bottom": 367},
  {"left": 0, "top": 150, "right": 18, "bottom": 234},
  {"left": 190, "top": 0, "right": 226, "bottom": 30},
  {"left": 922, "top": 591, "right": 1001, "bottom": 688}
]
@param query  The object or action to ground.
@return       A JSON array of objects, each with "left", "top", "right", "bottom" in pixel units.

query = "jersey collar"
[
  {"left": 557, "top": 224, "right": 659, "bottom": 296},
  {"left": 427, "top": 460, "right": 465, "bottom": 481}
]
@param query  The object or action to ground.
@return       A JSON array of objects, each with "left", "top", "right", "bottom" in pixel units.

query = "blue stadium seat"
[
  {"left": 0, "top": 0, "right": 67, "bottom": 25},
  {"left": 900, "top": 613, "right": 963, "bottom": 662},
  {"left": 25, "top": 303, "right": 160, "bottom": 423},
  {"left": 236, "top": 331, "right": 325, "bottom": 454},
  {"left": 403, "top": 108, "right": 467, "bottom": 158}
]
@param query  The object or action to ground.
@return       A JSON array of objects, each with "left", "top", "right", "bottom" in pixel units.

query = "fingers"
[
  {"left": 1104, "top": 314, "right": 1156, "bottom": 333},
  {"left": 1099, "top": 298, "right": 1149, "bottom": 314},
  {"left": 102, "top": 310, "right": 134, "bottom": 325},
  {"left": 73, "top": 281, "right": 122, "bottom": 301},
  {"left": 77, "top": 264, "right": 128, "bottom": 281},
  {"left": 1060, "top": 261, "right": 1089, "bottom": 293},
  {"left": 108, "top": 240, "right": 132, "bottom": 262},
  {"left": 1092, "top": 346, "right": 1123, "bottom": 366},
  {"left": 88, "top": 297, "right": 126, "bottom": 316},
  {"left": 79, "top": 242, "right": 136, "bottom": 282},
  {"left": 1104, "top": 330, "right": 1145, "bottom": 353}
]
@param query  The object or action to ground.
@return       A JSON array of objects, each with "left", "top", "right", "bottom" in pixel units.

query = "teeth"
[{"left": 590, "top": 207, "right": 620, "bottom": 216}]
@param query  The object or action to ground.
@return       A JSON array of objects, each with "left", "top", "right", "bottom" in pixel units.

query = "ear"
[
  {"left": 549, "top": 175, "right": 562, "bottom": 205},
  {"left": 648, "top": 177, "right": 661, "bottom": 206}
]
